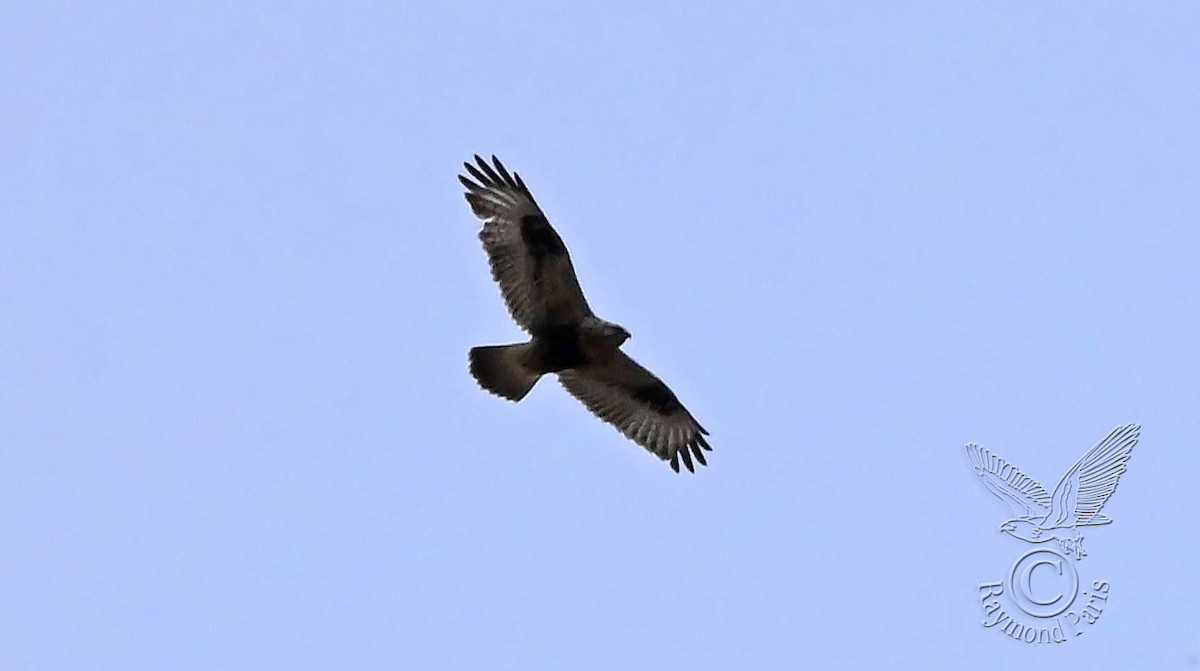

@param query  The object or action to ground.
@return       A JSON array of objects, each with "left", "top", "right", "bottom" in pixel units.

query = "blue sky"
[{"left": 3, "top": 2, "right": 1198, "bottom": 669}]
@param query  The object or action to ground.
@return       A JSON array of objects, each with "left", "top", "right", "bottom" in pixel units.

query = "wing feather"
[
  {"left": 558, "top": 351, "right": 710, "bottom": 473},
  {"left": 459, "top": 155, "right": 593, "bottom": 332},
  {"left": 1045, "top": 424, "right": 1138, "bottom": 528},
  {"left": 964, "top": 443, "right": 1052, "bottom": 519}
]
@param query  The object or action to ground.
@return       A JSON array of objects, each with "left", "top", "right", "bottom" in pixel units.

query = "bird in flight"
[
  {"left": 964, "top": 424, "right": 1138, "bottom": 559},
  {"left": 459, "top": 155, "right": 711, "bottom": 472}
]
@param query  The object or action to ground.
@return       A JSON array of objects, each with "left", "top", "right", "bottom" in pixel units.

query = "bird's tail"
[{"left": 469, "top": 343, "right": 540, "bottom": 402}]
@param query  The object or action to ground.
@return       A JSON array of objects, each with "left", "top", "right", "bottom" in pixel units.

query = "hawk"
[{"left": 459, "top": 155, "right": 712, "bottom": 472}]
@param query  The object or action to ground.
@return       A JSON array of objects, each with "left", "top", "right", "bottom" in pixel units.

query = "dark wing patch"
[
  {"left": 630, "top": 380, "right": 684, "bottom": 414},
  {"left": 558, "top": 351, "right": 711, "bottom": 473},
  {"left": 520, "top": 214, "right": 567, "bottom": 257},
  {"left": 459, "top": 155, "right": 593, "bottom": 332}
]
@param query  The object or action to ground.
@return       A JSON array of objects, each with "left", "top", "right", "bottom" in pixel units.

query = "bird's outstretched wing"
[
  {"left": 1044, "top": 424, "right": 1139, "bottom": 529},
  {"left": 459, "top": 155, "right": 593, "bottom": 332},
  {"left": 558, "top": 351, "right": 710, "bottom": 473},
  {"left": 964, "top": 443, "right": 1052, "bottom": 519}
]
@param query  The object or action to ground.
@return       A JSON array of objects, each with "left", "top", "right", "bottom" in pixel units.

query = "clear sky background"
[{"left": 3, "top": 2, "right": 1198, "bottom": 669}]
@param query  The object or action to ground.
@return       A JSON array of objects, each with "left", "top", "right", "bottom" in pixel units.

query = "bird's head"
[
  {"left": 999, "top": 518, "right": 1039, "bottom": 542},
  {"left": 603, "top": 321, "right": 631, "bottom": 346},
  {"left": 583, "top": 318, "right": 630, "bottom": 347}
]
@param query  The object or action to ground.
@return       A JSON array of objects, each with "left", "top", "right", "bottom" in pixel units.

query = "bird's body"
[
  {"left": 468, "top": 317, "right": 626, "bottom": 401},
  {"left": 459, "top": 155, "right": 711, "bottom": 472}
]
